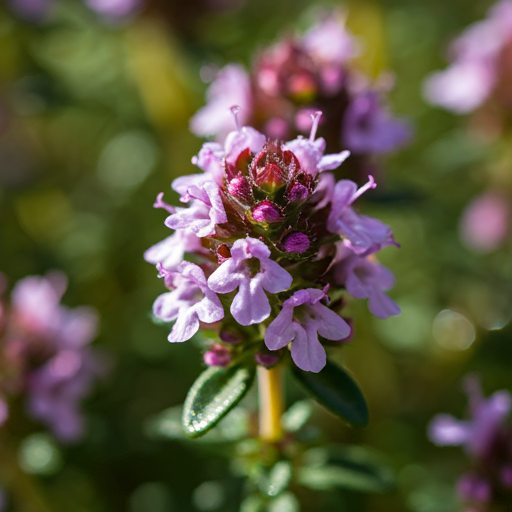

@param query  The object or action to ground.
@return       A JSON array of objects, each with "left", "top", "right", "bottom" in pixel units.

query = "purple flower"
[
  {"left": 208, "top": 237, "right": 292, "bottom": 326},
  {"left": 302, "top": 17, "right": 357, "bottom": 67},
  {"left": 265, "top": 287, "right": 351, "bottom": 372},
  {"left": 456, "top": 473, "right": 492, "bottom": 503},
  {"left": 172, "top": 143, "right": 225, "bottom": 201},
  {"left": 327, "top": 176, "right": 398, "bottom": 256},
  {"left": 6, "top": 0, "right": 54, "bottom": 22},
  {"left": 153, "top": 261, "right": 224, "bottom": 343},
  {"left": 333, "top": 246, "right": 400, "bottom": 319},
  {"left": 343, "top": 91, "right": 412, "bottom": 154},
  {"left": 166, "top": 182, "right": 227, "bottom": 237},
  {"left": 56, "top": 306, "right": 98, "bottom": 350},
  {"left": 423, "top": 0, "right": 512, "bottom": 113},
  {"left": 284, "top": 113, "right": 350, "bottom": 177},
  {"left": 11, "top": 272, "right": 67, "bottom": 338},
  {"left": 459, "top": 190, "right": 510, "bottom": 253},
  {"left": 428, "top": 376, "right": 512, "bottom": 460},
  {"left": 144, "top": 230, "right": 205, "bottom": 271},
  {"left": 172, "top": 127, "right": 265, "bottom": 202},
  {"left": 27, "top": 348, "right": 102, "bottom": 442},
  {"left": 284, "top": 137, "right": 350, "bottom": 177},
  {"left": 190, "top": 65, "right": 252, "bottom": 141},
  {"left": 84, "top": 0, "right": 143, "bottom": 19},
  {"left": 423, "top": 61, "right": 496, "bottom": 114},
  {"left": 203, "top": 344, "right": 231, "bottom": 367}
]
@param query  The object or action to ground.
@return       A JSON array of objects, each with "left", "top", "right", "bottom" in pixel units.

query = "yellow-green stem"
[{"left": 257, "top": 365, "right": 284, "bottom": 442}]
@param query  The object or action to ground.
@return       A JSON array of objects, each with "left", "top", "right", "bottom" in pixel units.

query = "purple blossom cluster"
[
  {"left": 146, "top": 112, "right": 400, "bottom": 373},
  {"left": 424, "top": 0, "right": 512, "bottom": 114},
  {"left": 428, "top": 376, "right": 512, "bottom": 510},
  {"left": 0, "top": 272, "right": 103, "bottom": 442},
  {"left": 6, "top": 0, "right": 144, "bottom": 22},
  {"left": 190, "top": 14, "right": 411, "bottom": 180},
  {"left": 423, "top": 1, "right": 512, "bottom": 255}
]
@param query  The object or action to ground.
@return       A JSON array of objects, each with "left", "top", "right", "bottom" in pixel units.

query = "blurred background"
[{"left": 1, "top": 0, "right": 511, "bottom": 511}]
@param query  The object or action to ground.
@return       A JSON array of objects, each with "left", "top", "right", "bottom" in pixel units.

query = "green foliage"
[
  {"left": 258, "top": 461, "right": 293, "bottom": 497},
  {"left": 281, "top": 400, "right": 313, "bottom": 433},
  {"left": 182, "top": 362, "right": 256, "bottom": 438},
  {"left": 297, "top": 445, "right": 395, "bottom": 493},
  {"left": 291, "top": 360, "right": 369, "bottom": 427}
]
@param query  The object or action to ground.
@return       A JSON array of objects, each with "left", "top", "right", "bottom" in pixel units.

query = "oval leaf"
[
  {"left": 182, "top": 363, "right": 255, "bottom": 438},
  {"left": 298, "top": 444, "right": 395, "bottom": 493},
  {"left": 291, "top": 359, "right": 369, "bottom": 427}
]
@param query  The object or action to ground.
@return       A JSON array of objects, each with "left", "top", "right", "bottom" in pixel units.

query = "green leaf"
[
  {"left": 281, "top": 400, "right": 313, "bottom": 433},
  {"left": 268, "top": 492, "right": 300, "bottom": 512},
  {"left": 240, "top": 495, "right": 265, "bottom": 512},
  {"left": 182, "top": 362, "right": 256, "bottom": 438},
  {"left": 297, "top": 444, "right": 395, "bottom": 493},
  {"left": 258, "top": 461, "right": 292, "bottom": 497},
  {"left": 146, "top": 405, "right": 249, "bottom": 443},
  {"left": 291, "top": 359, "right": 369, "bottom": 427}
]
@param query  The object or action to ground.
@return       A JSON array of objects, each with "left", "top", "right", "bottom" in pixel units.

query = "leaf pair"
[{"left": 181, "top": 359, "right": 368, "bottom": 438}]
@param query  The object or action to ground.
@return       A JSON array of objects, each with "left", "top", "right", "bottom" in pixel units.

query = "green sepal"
[
  {"left": 182, "top": 362, "right": 256, "bottom": 438},
  {"left": 291, "top": 359, "right": 369, "bottom": 427}
]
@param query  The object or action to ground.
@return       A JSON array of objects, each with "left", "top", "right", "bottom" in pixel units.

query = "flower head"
[
  {"left": 0, "top": 272, "right": 102, "bottom": 441},
  {"left": 147, "top": 121, "right": 400, "bottom": 372},
  {"left": 428, "top": 376, "right": 512, "bottom": 460}
]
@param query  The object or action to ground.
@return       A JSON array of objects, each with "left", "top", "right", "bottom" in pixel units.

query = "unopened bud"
[
  {"left": 254, "top": 163, "right": 287, "bottom": 193},
  {"left": 254, "top": 352, "right": 280, "bottom": 368},
  {"left": 219, "top": 330, "right": 243, "bottom": 345},
  {"left": 228, "top": 176, "right": 252, "bottom": 203},
  {"left": 288, "top": 183, "right": 309, "bottom": 203},
  {"left": 203, "top": 344, "right": 231, "bottom": 367},
  {"left": 282, "top": 232, "right": 310, "bottom": 253},
  {"left": 251, "top": 201, "right": 283, "bottom": 224},
  {"left": 456, "top": 474, "right": 492, "bottom": 503}
]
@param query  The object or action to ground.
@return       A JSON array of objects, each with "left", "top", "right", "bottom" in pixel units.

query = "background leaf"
[
  {"left": 297, "top": 444, "right": 395, "bottom": 493},
  {"left": 291, "top": 360, "right": 369, "bottom": 427}
]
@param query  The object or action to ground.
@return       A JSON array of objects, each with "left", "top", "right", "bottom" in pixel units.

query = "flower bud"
[
  {"left": 456, "top": 474, "right": 492, "bottom": 503},
  {"left": 287, "top": 183, "right": 309, "bottom": 203},
  {"left": 228, "top": 176, "right": 253, "bottom": 203},
  {"left": 251, "top": 201, "right": 283, "bottom": 224},
  {"left": 203, "top": 344, "right": 231, "bottom": 367},
  {"left": 255, "top": 352, "right": 280, "bottom": 368},
  {"left": 282, "top": 232, "right": 310, "bottom": 253},
  {"left": 219, "top": 329, "right": 243, "bottom": 345},
  {"left": 255, "top": 163, "right": 287, "bottom": 193}
]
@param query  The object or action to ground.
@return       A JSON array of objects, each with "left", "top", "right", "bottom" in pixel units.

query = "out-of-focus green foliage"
[{"left": 1, "top": 0, "right": 512, "bottom": 511}]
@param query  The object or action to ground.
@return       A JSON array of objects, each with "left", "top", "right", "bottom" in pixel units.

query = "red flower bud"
[{"left": 251, "top": 201, "right": 283, "bottom": 224}]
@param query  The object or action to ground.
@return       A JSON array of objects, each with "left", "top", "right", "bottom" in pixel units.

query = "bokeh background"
[{"left": 1, "top": 0, "right": 511, "bottom": 511}]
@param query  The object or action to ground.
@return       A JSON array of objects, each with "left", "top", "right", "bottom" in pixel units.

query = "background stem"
[{"left": 257, "top": 365, "right": 284, "bottom": 442}]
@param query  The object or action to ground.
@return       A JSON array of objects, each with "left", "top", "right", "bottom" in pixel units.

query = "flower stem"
[{"left": 257, "top": 365, "right": 284, "bottom": 442}]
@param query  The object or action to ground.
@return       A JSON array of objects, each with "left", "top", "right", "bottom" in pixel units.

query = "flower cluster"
[
  {"left": 0, "top": 272, "right": 103, "bottom": 442},
  {"left": 424, "top": 0, "right": 512, "bottom": 114},
  {"left": 190, "top": 13, "right": 411, "bottom": 180},
  {"left": 423, "top": 1, "right": 512, "bottom": 255},
  {"left": 146, "top": 113, "right": 400, "bottom": 373},
  {"left": 428, "top": 376, "right": 512, "bottom": 510}
]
